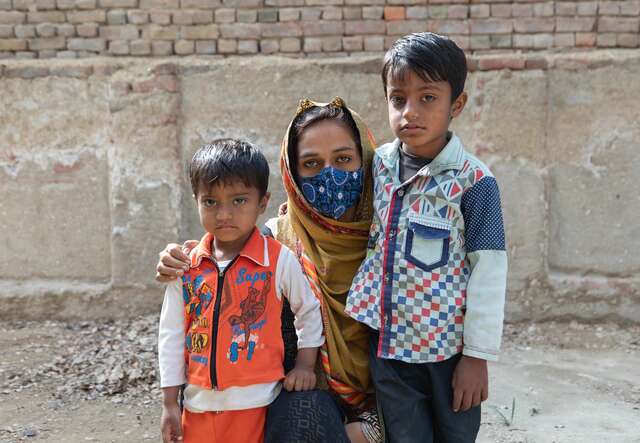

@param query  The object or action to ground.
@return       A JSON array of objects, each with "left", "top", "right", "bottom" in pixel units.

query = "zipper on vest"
[{"left": 209, "top": 257, "right": 237, "bottom": 389}]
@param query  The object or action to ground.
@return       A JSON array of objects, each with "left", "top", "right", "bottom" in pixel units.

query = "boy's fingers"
[
  {"left": 452, "top": 387, "right": 463, "bottom": 412},
  {"left": 295, "top": 376, "right": 304, "bottom": 391},
  {"left": 166, "top": 248, "right": 190, "bottom": 268},
  {"left": 481, "top": 386, "right": 488, "bottom": 402},
  {"left": 461, "top": 391, "right": 473, "bottom": 411},
  {"left": 283, "top": 375, "right": 293, "bottom": 391},
  {"left": 471, "top": 390, "right": 481, "bottom": 408}
]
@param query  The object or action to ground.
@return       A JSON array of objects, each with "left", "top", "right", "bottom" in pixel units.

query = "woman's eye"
[
  {"left": 336, "top": 156, "right": 351, "bottom": 164},
  {"left": 303, "top": 160, "right": 319, "bottom": 168},
  {"left": 233, "top": 198, "right": 247, "bottom": 206},
  {"left": 423, "top": 95, "right": 436, "bottom": 103}
]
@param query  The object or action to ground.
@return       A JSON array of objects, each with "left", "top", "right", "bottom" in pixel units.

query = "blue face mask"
[{"left": 299, "top": 167, "right": 364, "bottom": 220}]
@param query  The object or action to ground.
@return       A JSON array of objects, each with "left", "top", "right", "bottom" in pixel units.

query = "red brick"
[
  {"left": 387, "top": 20, "right": 425, "bottom": 35},
  {"left": 383, "top": 6, "right": 405, "bottom": 21},
  {"left": 554, "top": 33, "right": 575, "bottom": 47},
  {"left": 217, "top": 38, "right": 236, "bottom": 53},
  {"left": 427, "top": 19, "right": 469, "bottom": 35},
  {"left": 66, "top": 10, "right": 107, "bottom": 24},
  {"left": 100, "top": 25, "right": 139, "bottom": 40},
  {"left": 448, "top": 5, "right": 468, "bottom": 19},
  {"left": 470, "top": 18, "right": 512, "bottom": 34},
  {"left": 280, "top": 37, "right": 300, "bottom": 52},
  {"left": 302, "top": 20, "right": 343, "bottom": 36},
  {"left": 345, "top": 19, "right": 385, "bottom": 35},
  {"left": 303, "top": 36, "right": 322, "bottom": 52},
  {"left": 469, "top": 35, "right": 490, "bottom": 50},
  {"left": 533, "top": 2, "right": 554, "bottom": 17},
  {"left": 259, "top": 38, "right": 278, "bottom": 53},
  {"left": 618, "top": 33, "right": 639, "bottom": 47},
  {"left": 575, "top": 32, "right": 597, "bottom": 47},
  {"left": 180, "top": 24, "right": 218, "bottom": 39},
  {"left": 490, "top": 4, "right": 511, "bottom": 18},
  {"left": 363, "top": 35, "right": 384, "bottom": 51},
  {"left": 321, "top": 36, "right": 341, "bottom": 52},
  {"left": 513, "top": 34, "right": 534, "bottom": 48},
  {"left": 598, "top": 17, "right": 639, "bottom": 33},
  {"left": 219, "top": 23, "right": 260, "bottom": 39},
  {"left": 342, "top": 35, "right": 363, "bottom": 51},
  {"left": 620, "top": 1, "right": 640, "bottom": 16},
  {"left": 533, "top": 33, "right": 553, "bottom": 49},
  {"left": 556, "top": 17, "right": 596, "bottom": 32},
  {"left": 27, "top": 11, "right": 65, "bottom": 23},
  {"left": 596, "top": 33, "right": 617, "bottom": 47},
  {"left": 142, "top": 24, "right": 178, "bottom": 39},
  {"left": 555, "top": 2, "right": 577, "bottom": 16},
  {"left": 469, "top": 4, "right": 489, "bottom": 19},
  {"left": 512, "top": 4, "right": 533, "bottom": 18},
  {"left": 513, "top": 18, "right": 555, "bottom": 33},
  {"left": 449, "top": 34, "right": 469, "bottom": 50},
  {"left": 27, "top": 36, "right": 65, "bottom": 49},
  {"left": 599, "top": 2, "right": 620, "bottom": 16},
  {"left": 238, "top": 39, "right": 258, "bottom": 54},
  {"left": 151, "top": 40, "right": 172, "bottom": 55},
  {"left": 149, "top": 10, "right": 170, "bottom": 24},
  {"left": 577, "top": 1, "right": 598, "bottom": 16},
  {"left": 77, "top": 23, "right": 98, "bottom": 36},
  {"left": 524, "top": 55, "right": 548, "bottom": 70},
  {"left": 477, "top": 54, "right": 525, "bottom": 71},
  {"left": 260, "top": 22, "right": 301, "bottom": 38},
  {"left": 0, "top": 38, "right": 27, "bottom": 50}
]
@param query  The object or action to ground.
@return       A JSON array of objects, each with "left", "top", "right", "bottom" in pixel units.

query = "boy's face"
[
  {"left": 386, "top": 69, "right": 467, "bottom": 158},
  {"left": 195, "top": 180, "right": 269, "bottom": 249}
]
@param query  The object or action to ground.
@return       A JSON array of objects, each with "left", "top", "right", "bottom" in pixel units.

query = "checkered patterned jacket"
[{"left": 346, "top": 134, "right": 508, "bottom": 363}]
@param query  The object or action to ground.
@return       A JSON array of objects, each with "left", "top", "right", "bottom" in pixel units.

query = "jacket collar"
[
  {"left": 191, "top": 227, "right": 269, "bottom": 268},
  {"left": 378, "top": 132, "right": 466, "bottom": 179}
]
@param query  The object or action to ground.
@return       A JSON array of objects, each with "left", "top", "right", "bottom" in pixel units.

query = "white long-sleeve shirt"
[{"left": 158, "top": 246, "right": 324, "bottom": 412}]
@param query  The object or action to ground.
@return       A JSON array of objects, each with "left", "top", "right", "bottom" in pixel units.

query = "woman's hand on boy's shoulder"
[{"left": 155, "top": 240, "right": 199, "bottom": 282}]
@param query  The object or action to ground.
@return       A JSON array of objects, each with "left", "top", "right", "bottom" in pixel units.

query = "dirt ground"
[{"left": 1, "top": 318, "right": 639, "bottom": 443}]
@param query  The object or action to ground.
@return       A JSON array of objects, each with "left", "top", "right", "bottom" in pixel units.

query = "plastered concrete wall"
[{"left": 0, "top": 50, "right": 638, "bottom": 322}]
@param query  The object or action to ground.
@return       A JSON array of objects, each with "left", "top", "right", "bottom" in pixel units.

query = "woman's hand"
[{"left": 155, "top": 240, "right": 199, "bottom": 282}]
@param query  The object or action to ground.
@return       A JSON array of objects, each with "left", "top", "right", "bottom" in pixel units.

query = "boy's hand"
[
  {"left": 161, "top": 402, "right": 183, "bottom": 443},
  {"left": 283, "top": 365, "right": 316, "bottom": 391},
  {"left": 451, "top": 355, "right": 488, "bottom": 412},
  {"left": 156, "top": 240, "right": 199, "bottom": 282}
]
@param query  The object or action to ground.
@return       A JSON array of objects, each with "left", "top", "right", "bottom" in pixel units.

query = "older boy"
[{"left": 346, "top": 33, "right": 507, "bottom": 442}]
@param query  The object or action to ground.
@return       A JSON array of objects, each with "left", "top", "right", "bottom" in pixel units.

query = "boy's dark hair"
[
  {"left": 381, "top": 32, "right": 468, "bottom": 102},
  {"left": 287, "top": 103, "right": 362, "bottom": 181},
  {"left": 189, "top": 139, "right": 269, "bottom": 197}
]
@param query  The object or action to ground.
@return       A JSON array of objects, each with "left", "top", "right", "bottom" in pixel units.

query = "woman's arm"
[{"left": 155, "top": 240, "right": 199, "bottom": 282}]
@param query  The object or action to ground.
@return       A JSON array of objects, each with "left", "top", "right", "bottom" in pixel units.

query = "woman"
[{"left": 156, "top": 98, "right": 381, "bottom": 443}]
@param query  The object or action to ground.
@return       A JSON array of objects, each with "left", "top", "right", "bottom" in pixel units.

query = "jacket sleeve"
[
  {"left": 460, "top": 176, "right": 508, "bottom": 361},
  {"left": 158, "top": 279, "right": 187, "bottom": 387},
  {"left": 276, "top": 247, "right": 325, "bottom": 350}
]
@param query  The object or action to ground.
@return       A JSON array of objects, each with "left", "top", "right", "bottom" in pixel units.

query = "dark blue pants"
[{"left": 370, "top": 331, "right": 480, "bottom": 443}]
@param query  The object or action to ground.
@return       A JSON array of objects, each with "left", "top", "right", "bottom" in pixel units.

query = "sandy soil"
[{"left": 1, "top": 318, "right": 639, "bottom": 443}]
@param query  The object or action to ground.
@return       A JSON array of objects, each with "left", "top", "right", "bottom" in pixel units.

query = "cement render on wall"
[{"left": 0, "top": 50, "right": 638, "bottom": 322}]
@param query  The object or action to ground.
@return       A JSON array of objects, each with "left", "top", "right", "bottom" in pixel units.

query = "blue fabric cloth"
[
  {"left": 300, "top": 167, "right": 364, "bottom": 219},
  {"left": 265, "top": 390, "right": 350, "bottom": 443},
  {"left": 460, "top": 176, "right": 505, "bottom": 252}
]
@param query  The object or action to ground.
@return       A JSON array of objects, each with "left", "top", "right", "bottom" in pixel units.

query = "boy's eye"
[
  {"left": 389, "top": 96, "right": 405, "bottom": 107},
  {"left": 422, "top": 95, "right": 436, "bottom": 103},
  {"left": 203, "top": 199, "right": 216, "bottom": 207},
  {"left": 233, "top": 198, "right": 248, "bottom": 206}
]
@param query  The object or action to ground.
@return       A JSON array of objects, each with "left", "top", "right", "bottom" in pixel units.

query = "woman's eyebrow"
[
  {"left": 332, "top": 146, "right": 356, "bottom": 153},
  {"left": 298, "top": 151, "right": 319, "bottom": 159}
]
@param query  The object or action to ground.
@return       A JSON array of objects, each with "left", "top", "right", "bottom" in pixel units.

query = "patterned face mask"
[{"left": 299, "top": 167, "right": 364, "bottom": 220}]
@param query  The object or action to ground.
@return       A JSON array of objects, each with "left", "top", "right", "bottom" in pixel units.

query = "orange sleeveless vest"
[{"left": 181, "top": 228, "right": 284, "bottom": 390}]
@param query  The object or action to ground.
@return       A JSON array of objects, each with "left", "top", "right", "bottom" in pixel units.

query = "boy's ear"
[
  {"left": 259, "top": 192, "right": 271, "bottom": 213},
  {"left": 450, "top": 92, "right": 468, "bottom": 119}
]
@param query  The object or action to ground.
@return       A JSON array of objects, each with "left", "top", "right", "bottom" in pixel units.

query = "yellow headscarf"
[{"left": 275, "top": 98, "right": 376, "bottom": 404}]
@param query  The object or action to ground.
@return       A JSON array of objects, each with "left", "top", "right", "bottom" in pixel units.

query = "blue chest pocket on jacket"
[{"left": 405, "top": 215, "right": 451, "bottom": 272}]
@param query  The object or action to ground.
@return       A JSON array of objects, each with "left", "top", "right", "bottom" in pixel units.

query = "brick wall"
[{"left": 0, "top": 1, "right": 638, "bottom": 59}]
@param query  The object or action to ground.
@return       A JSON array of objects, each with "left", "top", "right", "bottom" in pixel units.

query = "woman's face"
[{"left": 296, "top": 119, "right": 362, "bottom": 178}]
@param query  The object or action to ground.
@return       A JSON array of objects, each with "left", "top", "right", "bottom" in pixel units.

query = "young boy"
[
  {"left": 158, "top": 139, "right": 324, "bottom": 443},
  {"left": 346, "top": 33, "right": 507, "bottom": 442}
]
